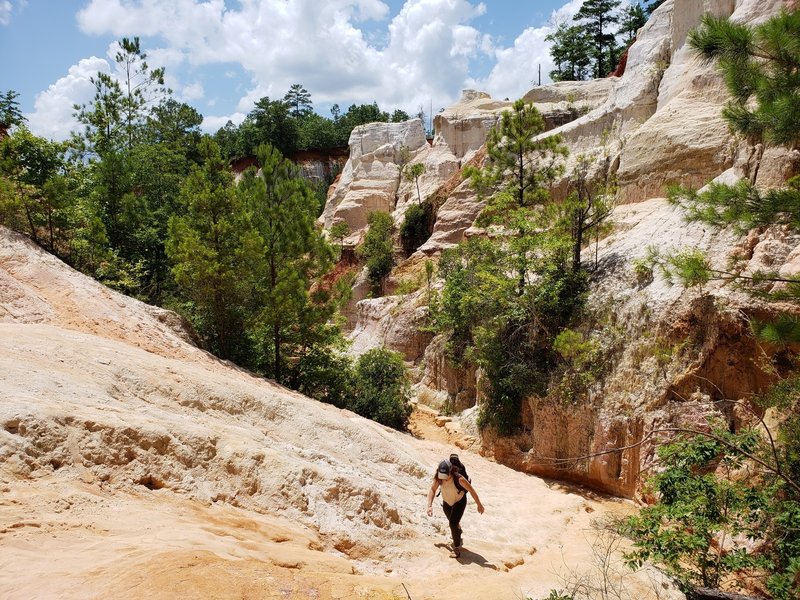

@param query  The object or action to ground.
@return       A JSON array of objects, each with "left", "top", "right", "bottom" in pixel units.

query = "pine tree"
[
  {"left": 689, "top": 10, "right": 800, "bottom": 148},
  {"left": 239, "top": 143, "right": 333, "bottom": 383},
  {"left": 283, "top": 84, "right": 312, "bottom": 118},
  {"left": 573, "top": 0, "right": 622, "bottom": 78},
  {"left": 469, "top": 99, "right": 568, "bottom": 296},
  {"left": 0, "top": 90, "right": 26, "bottom": 132},
  {"left": 669, "top": 9, "right": 800, "bottom": 236},
  {"left": 248, "top": 97, "right": 299, "bottom": 157},
  {"left": 618, "top": 4, "right": 647, "bottom": 44},
  {"left": 166, "top": 137, "right": 252, "bottom": 361},
  {"left": 546, "top": 23, "right": 593, "bottom": 82}
]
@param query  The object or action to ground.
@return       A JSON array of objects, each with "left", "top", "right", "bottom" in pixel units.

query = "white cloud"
[
  {"left": 180, "top": 81, "right": 204, "bottom": 102},
  {"left": 475, "top": 24, "right": 556, "bottom": 100},
  {"left": 475, "top": 0, "right": 603, "bottom": 101},
  {"left": 201, "top": 112, "right": 246, "bottom": 133},
  {"left": 31, "top": 0, "right": 625, "bottom": 139},
  {"left": 0, "top": 0, "right": 12, "bottom": 25},
  {"left": 75, "top": 0, "right": 492, "bottom": 123},
  {"left": 355, "top": 0, "right": 390, "bottom": 21},
  {"left": 26, "top": 57, "right": 110, "bottom": 141}
]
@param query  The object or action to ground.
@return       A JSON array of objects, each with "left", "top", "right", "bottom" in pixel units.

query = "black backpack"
[{"left": 450, "top": 453, "right": 470, "bottom": 493}]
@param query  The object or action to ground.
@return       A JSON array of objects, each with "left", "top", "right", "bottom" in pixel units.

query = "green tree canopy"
[
  {"left": 358, "top": 211, "right": 394, "bottom": 294},
  {"left": 618, "top": 3, "right": 647, "bottom": 43},
  {"left": 469, "top": 99, "right": 568, "bottom": 295},
  {"left": 166, "top": 137, "right": 252, "bottom": 361},
  {"left": 239, "top": 143, "right": 333, "bottom": 383},
  {"left": 546, "top": 22, "right": 593, "bottom": 82},
  {"left": 573, "top": 0, "right": 622, "bottom": 78},
  {"left": 283, "top": 83, "right": 313, "bottom": 118},
  {"left": 0, "top": 90, "right": 26, "bottom": 131},
  {"left": 351, "top": 348, "right": 412, "bottom": 430}
]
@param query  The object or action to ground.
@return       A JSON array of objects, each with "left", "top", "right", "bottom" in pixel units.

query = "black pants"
[{"left": 441, "top": 494, "right": 467, "bottom": 547}]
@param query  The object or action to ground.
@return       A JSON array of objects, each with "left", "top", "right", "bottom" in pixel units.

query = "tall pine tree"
[
  {"left": 239, "top": 143, "right": 333, "bottom": 384},
  {"left": 167, "top": 137, "right": 253, "bottom": 362},
  {"left": 573, "top": 0, "right": 622, "bottom": 78},
  {"left": 546, "top": 22, "right": 593, "bottom": 82}
]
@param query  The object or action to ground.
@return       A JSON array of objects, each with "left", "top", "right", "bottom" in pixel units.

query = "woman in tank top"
[{"left": 426, "top": 458, "right": 485, "bottom": 558}]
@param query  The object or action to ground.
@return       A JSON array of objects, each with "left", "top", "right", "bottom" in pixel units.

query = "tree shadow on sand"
[{"left": 433, "top": 543, "right": 498, "bottom": 570}]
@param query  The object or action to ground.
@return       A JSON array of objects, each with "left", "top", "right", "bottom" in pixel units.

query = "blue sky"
[{"left": 1, "top": 0, "right": 630, "bottom": 140}]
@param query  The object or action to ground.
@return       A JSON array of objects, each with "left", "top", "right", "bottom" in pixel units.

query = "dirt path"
[{"left": 408, "top": 405, "right": 454, "bottom": 446}]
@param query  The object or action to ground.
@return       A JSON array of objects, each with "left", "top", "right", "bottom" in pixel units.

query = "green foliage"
[
  {"left": 669, "top": 178, "right": 800, "bottom": 234},
  {"left": 0, "top": 126, "right": 104, "bottom": 265},
  {"left": 752, "top": 314, "right": 800, "bottom": 345},
  {"left": 429, "top": 99, "right": 598, "bottom": 432},
  {"left": 433, "top": 237, "right": 512, "bottom": 362},
  {"left": 555, "top": 154, "right": 614, "bottom": 272},
  {"left": 399, "top": 202, "right": 433, "bottom": 254},
  {"left": 618, "top": 4, "right": 647, "bottom": 43},
  {"left": 166, "top": 137, "right": 252, "bottom": 363},
  {"left": 626, "top": 430, "right": 764, "bottom": 591},
  {"left": 404, "top": 162, "right": 425, "bottom": 204},
  {"left": 239, "top": 143, "right": 333, "bottom": 383},
  {"left": 358, "top": 211, "right": 394, "bottom": 294},
  {"left": 329, "top": 221, "right": 351, "bottom": 259},
  {"left": 0, "top": 90, "right": 26, "bottom": 130},
  {"left": 294, "top": 345, "right": 354, "bottom": 409},
  {"left": 631, "top": 257, "right": 654, "bottom": 286},
  {"left": 573, "top": 0, "right": 622, "bottom": 78},
  {"left": 390, "top": 109, "right": 410, "bottom": 122},
  {"left": 215, "top": 90, "right": 403, "bottom": 160},
  {"left": 433, "top": 236, "right": 588, "bottom": 432},
  {"left": 469, "top": 99, "right": 568, "bottom": 295},
  {"left": 547, "top": 23, "right": 593, "bottom": 82},
  {"left": 74, "top": 36, "right": 168, "bottom": 154},
  {"left": 351, "top": 348, "right": 412, "bottom": 430},
  {"left": 246, "top": 97, "right": 299, "bottom": 157},
  {"left": 625, "top": 411, "right": 800, "bottom": 598},
  {"left": 283, "top": 83, "right": 312, "bottom": 118},
  {"left": 641, "top": 246, "right": 712, "bottom": 290},
  {"left": 553, "top": 329, "right": 598, "bottom": 366},
  {"left": 689, "top": 10, "right": 800, "bottom": 147},
  {"left": 661, "top": 248, "right": 712, "bottom": 289},
  {"left": 297, "top": 112, "right": 339, "bottom": 150}
]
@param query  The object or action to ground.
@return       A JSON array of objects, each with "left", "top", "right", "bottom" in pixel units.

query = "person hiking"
[{"left": 426, "top": 458, "right": 484, "bottom": 558}]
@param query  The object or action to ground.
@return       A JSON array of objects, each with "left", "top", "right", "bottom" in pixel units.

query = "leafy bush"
[
  {"left": 625, "top": 375, "right": 800, "bottom": 598},
  {"left": 350, "top": 348, "right": 412, "bottom": 430},
  {"left": 294, "top": 346, "right": 355, "bottom": 409},
  {"left": 358, "top": 211, "right": 394, "bottom": 294},
  {"left": 399, "top": 202, "right": 434, "bottom": 254}
]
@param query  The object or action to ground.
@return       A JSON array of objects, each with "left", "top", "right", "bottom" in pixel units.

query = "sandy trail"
[{"left": 0, "top": 228, "right": 674, "bottom": 600}]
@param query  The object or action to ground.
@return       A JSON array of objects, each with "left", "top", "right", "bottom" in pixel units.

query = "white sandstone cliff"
[{"left": 322, "top": 0, "right": 799, "bottom": 496}]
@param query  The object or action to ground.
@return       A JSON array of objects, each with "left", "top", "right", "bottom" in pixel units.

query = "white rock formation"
[{"left": 319, "top": 119, "right": 427, "bottom": 237}]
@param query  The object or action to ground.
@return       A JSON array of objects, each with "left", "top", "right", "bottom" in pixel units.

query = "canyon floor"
[
  {"left": 1, "top": 424, "right": 654, "bottom": 600},
  {"left": 0, "top": 228, "right": 678, "bottom": 600}
]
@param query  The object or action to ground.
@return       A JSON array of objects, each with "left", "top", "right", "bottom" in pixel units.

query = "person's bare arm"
[
  {"left": 458, "top": 477, "right": 484, "bottom": 514},
  {"left": 426, "top": 479, "right": 440, "bottom": 516}
]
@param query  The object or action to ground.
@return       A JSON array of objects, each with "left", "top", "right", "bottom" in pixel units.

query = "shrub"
[
  {"left": 358, "top": 211, "right": 394, "bottom": 294},
  {"left": 294, "top": 347, "right": 354, "bottom": 409},
  {"left": 399, "top": 202, "right": 434, "bottom": 254},
  {"left": 349, "top": 348, "right": 412, "bottom": 430}
]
